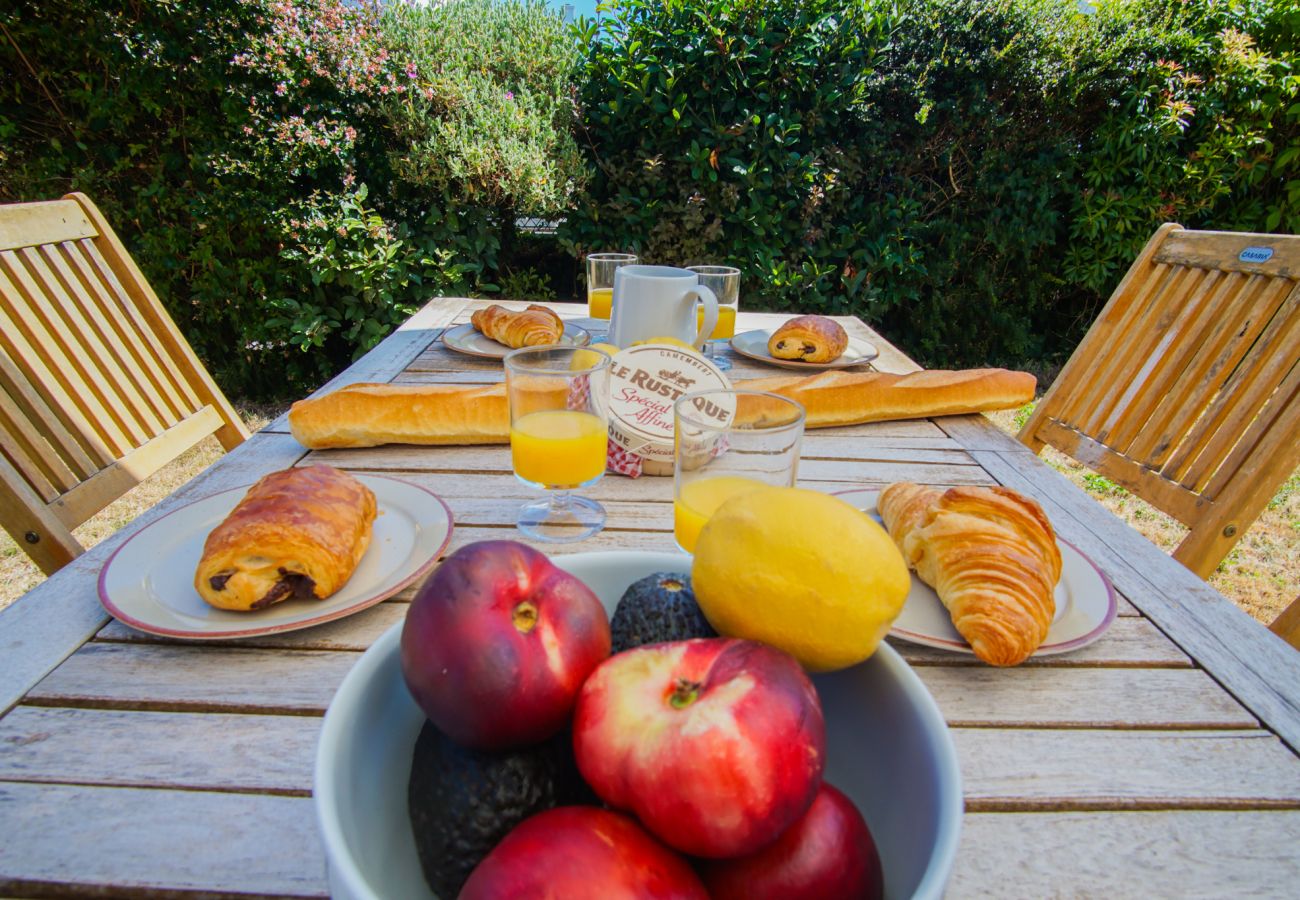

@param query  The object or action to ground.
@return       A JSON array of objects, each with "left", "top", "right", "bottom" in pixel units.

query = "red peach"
[
  {"left": 460, "top": 806, "right": 708, "bottom": 900},
  {"left": 573, "top": 637, "right": 825, "bottom": 858},
  {"left": 401, "top": 540, "right": 610, "bottom": 750}
]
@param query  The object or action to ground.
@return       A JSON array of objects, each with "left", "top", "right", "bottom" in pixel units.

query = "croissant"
[
  {"left": 470, "top": 304, "right": 564, "bottom": 348},
  {"left": 878, "top": 483, "right": 1062, "bottom": 666},
  {"left": 768, "top": 315, "right": 848, "bottom": 363},
  {"left": 194, "top": 465, "right": 377, "bottom": 611}
]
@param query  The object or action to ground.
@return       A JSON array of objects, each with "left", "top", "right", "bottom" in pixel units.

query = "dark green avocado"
[
  {"left": 609, "top": 571, "right": 717, "bottom": 653},
  {"left": 407, "top": 722, "right": 590, "bottom": 897}
]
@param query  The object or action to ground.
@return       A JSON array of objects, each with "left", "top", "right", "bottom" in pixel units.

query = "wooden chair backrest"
[
  {"left": 1018, "top": 224, "right": 1300, "bottom": 637},
  {"left": 0, "top": 192, "right": 249, "bottom": 575}
]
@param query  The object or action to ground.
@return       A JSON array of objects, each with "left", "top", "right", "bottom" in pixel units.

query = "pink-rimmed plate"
[
  {"left": 98, "top": 474, "right": 452, "bottom": 640},
  {"left": 835, "top": 488, "right": 1117, "bottom": 657}
]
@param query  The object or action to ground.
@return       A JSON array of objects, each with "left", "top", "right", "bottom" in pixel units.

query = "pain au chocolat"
[
  {"left": 767, "top": 315, "right": 849, "bottom": 363},
  {"left": 195, "top": 465, "right": 377, "bottom": 611}
]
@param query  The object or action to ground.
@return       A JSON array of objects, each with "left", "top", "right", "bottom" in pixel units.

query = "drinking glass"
[
  {"left": 673, "top": 389, "right": 805, "bottom": 554},
  {"left": 686, "top": 265, "right": 740, "bottom": 371},
  {"left": 586, "top": 252, "right": 638, "bottom": 320},
  {"left": 505, "top": 346, "right": 613, "bottom": 542}
]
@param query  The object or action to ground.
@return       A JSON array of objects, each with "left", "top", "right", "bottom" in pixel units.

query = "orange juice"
[
  {"left": 588, "top": 287, "right": 614, "bottom": 319},
  {"left": 674, "top": 475, "right": 768, "bottom": 552},
  {"left": 511, "top": 410, "right": 608, "bottom": 487},
  {"left": 696, "top": 304, "right": 738, "bottom": 340}
]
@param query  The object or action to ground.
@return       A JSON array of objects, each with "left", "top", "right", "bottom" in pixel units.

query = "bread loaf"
[
  {"left": 287, "top": 369, "right": 1035, "bottom": 449},
  {"left": 289, "top": 383, "right": 512, "bottom": 448},
  {"left": 737, "top": 369, "right": 1035, "bottom": 429}
]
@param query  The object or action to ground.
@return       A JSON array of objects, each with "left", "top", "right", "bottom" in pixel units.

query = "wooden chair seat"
[
  {"left": 0, "top": 193, "right": 249, "bottom": 575},
  {"left": 1017, "top": 223, "right": 1300, "bottom": 648}
]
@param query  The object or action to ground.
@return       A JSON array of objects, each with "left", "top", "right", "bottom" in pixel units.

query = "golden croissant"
[
  {"left": 878, "top": 483, "right": 1062, "bottom": 666},
  {"left": 471, "top": 304, "right": 564, "bottom": 348}
]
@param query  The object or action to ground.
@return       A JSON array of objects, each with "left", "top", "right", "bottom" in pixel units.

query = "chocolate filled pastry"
[
  {"left": 195, "top": 465, "right": 377, "bottom": 611},
  {"left": 471, "top": 304, "right": 564, "bottom": 349},
  {"left": 767, "top": 315, "right": 849, "bottom": 363}
]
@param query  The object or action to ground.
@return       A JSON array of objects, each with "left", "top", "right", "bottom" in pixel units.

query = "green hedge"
[
  {"left": 1, "top": 0, "right": 582, "bottom": 397},
  {"left": 564, "top": 0, "right": 1300, "bottom": 366},
  {"left": 3, "top": 0, "right": 1296, "bottom": 391}
]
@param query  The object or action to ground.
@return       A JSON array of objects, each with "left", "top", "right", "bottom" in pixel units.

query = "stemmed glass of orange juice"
[
  {"left": 673, "top": 389, "right": 805, "bottom": 553},
  {"left": 686, "top": 265, "right": 739, "bottom": 371},
  {"left": 505, "top": 346, "right": 613, "bottom": 542},
  {"left": 586, "top": 252, "right": 637, "bottom": 319}
]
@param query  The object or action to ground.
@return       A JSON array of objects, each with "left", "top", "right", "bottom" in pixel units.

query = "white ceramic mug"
[{"left": 609, "top": 265, "right": 719, "bottom": 349}]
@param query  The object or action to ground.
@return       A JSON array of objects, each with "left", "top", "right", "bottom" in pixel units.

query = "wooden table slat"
[
  {"left": 25, "top": 643, "right": 359, "bottom": 714},
  {"left": 0, "top": 781, "right": 327, "bottom": 898},
  {"left": 6, "top": 708, "right": 1293, "bottom": 816},
  {"left": 0, "top": 706, "right": 316, "bottom": 794},
  {"left": 955, "top": 728, "right": 1300, "bottom": 811},
  {"left": 951, "top": 810, "right": 1300, "bottom": 898},
  {"left": 307, "top": 443, "right": 994, "bottom": 486},
  {"left": 912, "top": 666, "right": 1256, "bottom": 729},
  {"left": 25, "top": 642, "right": 1251, "bottom": 728}
]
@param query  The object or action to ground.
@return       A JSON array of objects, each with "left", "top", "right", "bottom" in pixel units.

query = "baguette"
[
  {"left": 737, "top": 369, "right": 1035, "bottom": 428},
  {"left": 288, "top": 369, "right": 1035, "bottom": 449},
  {"left": 289, "top": 383, "right": 512, "bottom": 448}
]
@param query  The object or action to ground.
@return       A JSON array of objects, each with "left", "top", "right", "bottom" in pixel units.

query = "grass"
[{"left": 1, "top": 404, "right": 1294, "bottom": 629}]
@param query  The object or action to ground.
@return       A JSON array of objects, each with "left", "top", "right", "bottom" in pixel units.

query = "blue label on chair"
[{"left": 1239, "top": 246, "right": 1274, "bottom": 263}]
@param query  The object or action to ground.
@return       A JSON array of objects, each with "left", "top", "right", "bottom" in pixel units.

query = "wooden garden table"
[{"left": 2, "top": 298, "right": 1298, "bottom": 897}]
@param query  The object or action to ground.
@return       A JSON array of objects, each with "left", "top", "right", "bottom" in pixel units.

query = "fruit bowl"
[{"left": 315, "top": 550, "right": 963, "bottom": 900}]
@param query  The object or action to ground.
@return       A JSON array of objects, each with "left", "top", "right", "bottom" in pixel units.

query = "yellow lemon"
[
  {"left": 570, "top": 342, "right": 620, "bottom": 370},
  {"left": 631, "top": 335, "right": 700, "bottom": 353},
  {"left": 691, "top": 487, "right": 911, "bottom": 672}
]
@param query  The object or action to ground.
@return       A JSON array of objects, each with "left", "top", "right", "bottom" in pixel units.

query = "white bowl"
[{"left": 315, "top": 550, "right": 963, "bottom": 899}]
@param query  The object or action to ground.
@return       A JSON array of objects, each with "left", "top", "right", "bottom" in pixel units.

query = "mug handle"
[{"left": 688, "top": 285, "right": 719, "bottom": 350}]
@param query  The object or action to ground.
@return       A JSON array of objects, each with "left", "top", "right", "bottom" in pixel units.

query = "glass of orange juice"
[
  {"left": 686, "top": 265, "right": 739, "bottom": 371},
  {"left": 505, "top": 346, "right": 613, "bottom": 542},
  {"left": 586, "top": 252, "right": 637, "bottom": 319},
  {"left": 673, "top": 389, "right": 805, "bottom": 553}
]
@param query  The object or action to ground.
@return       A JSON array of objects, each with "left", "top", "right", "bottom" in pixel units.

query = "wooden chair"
[
  {"left": 1017, "top": 223, "right": 1300, "bottom": 647},
  {"left": 0, "top": 192, "right": 249, "bottom": 575}
]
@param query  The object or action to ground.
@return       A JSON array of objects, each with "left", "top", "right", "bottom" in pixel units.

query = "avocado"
[
  {"left": 610, "top": 571, "right": 717, "bottom": 653},
  {"left": 407, "top": 722, "right": 590, "bottom": 897}
]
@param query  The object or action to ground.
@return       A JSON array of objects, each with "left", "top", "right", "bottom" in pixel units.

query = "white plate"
[
  {"left": 730, "top": 328, "right": 879, "bottom": 370},
  {"left": 836, "top": 489, "right": 1117, "bottom": 657},
  {"left": 441, "top": 321, "right": 591, "bottom": 359},
  {"left": 98, "top": 474, "right": 453, "bottom": 639}
]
